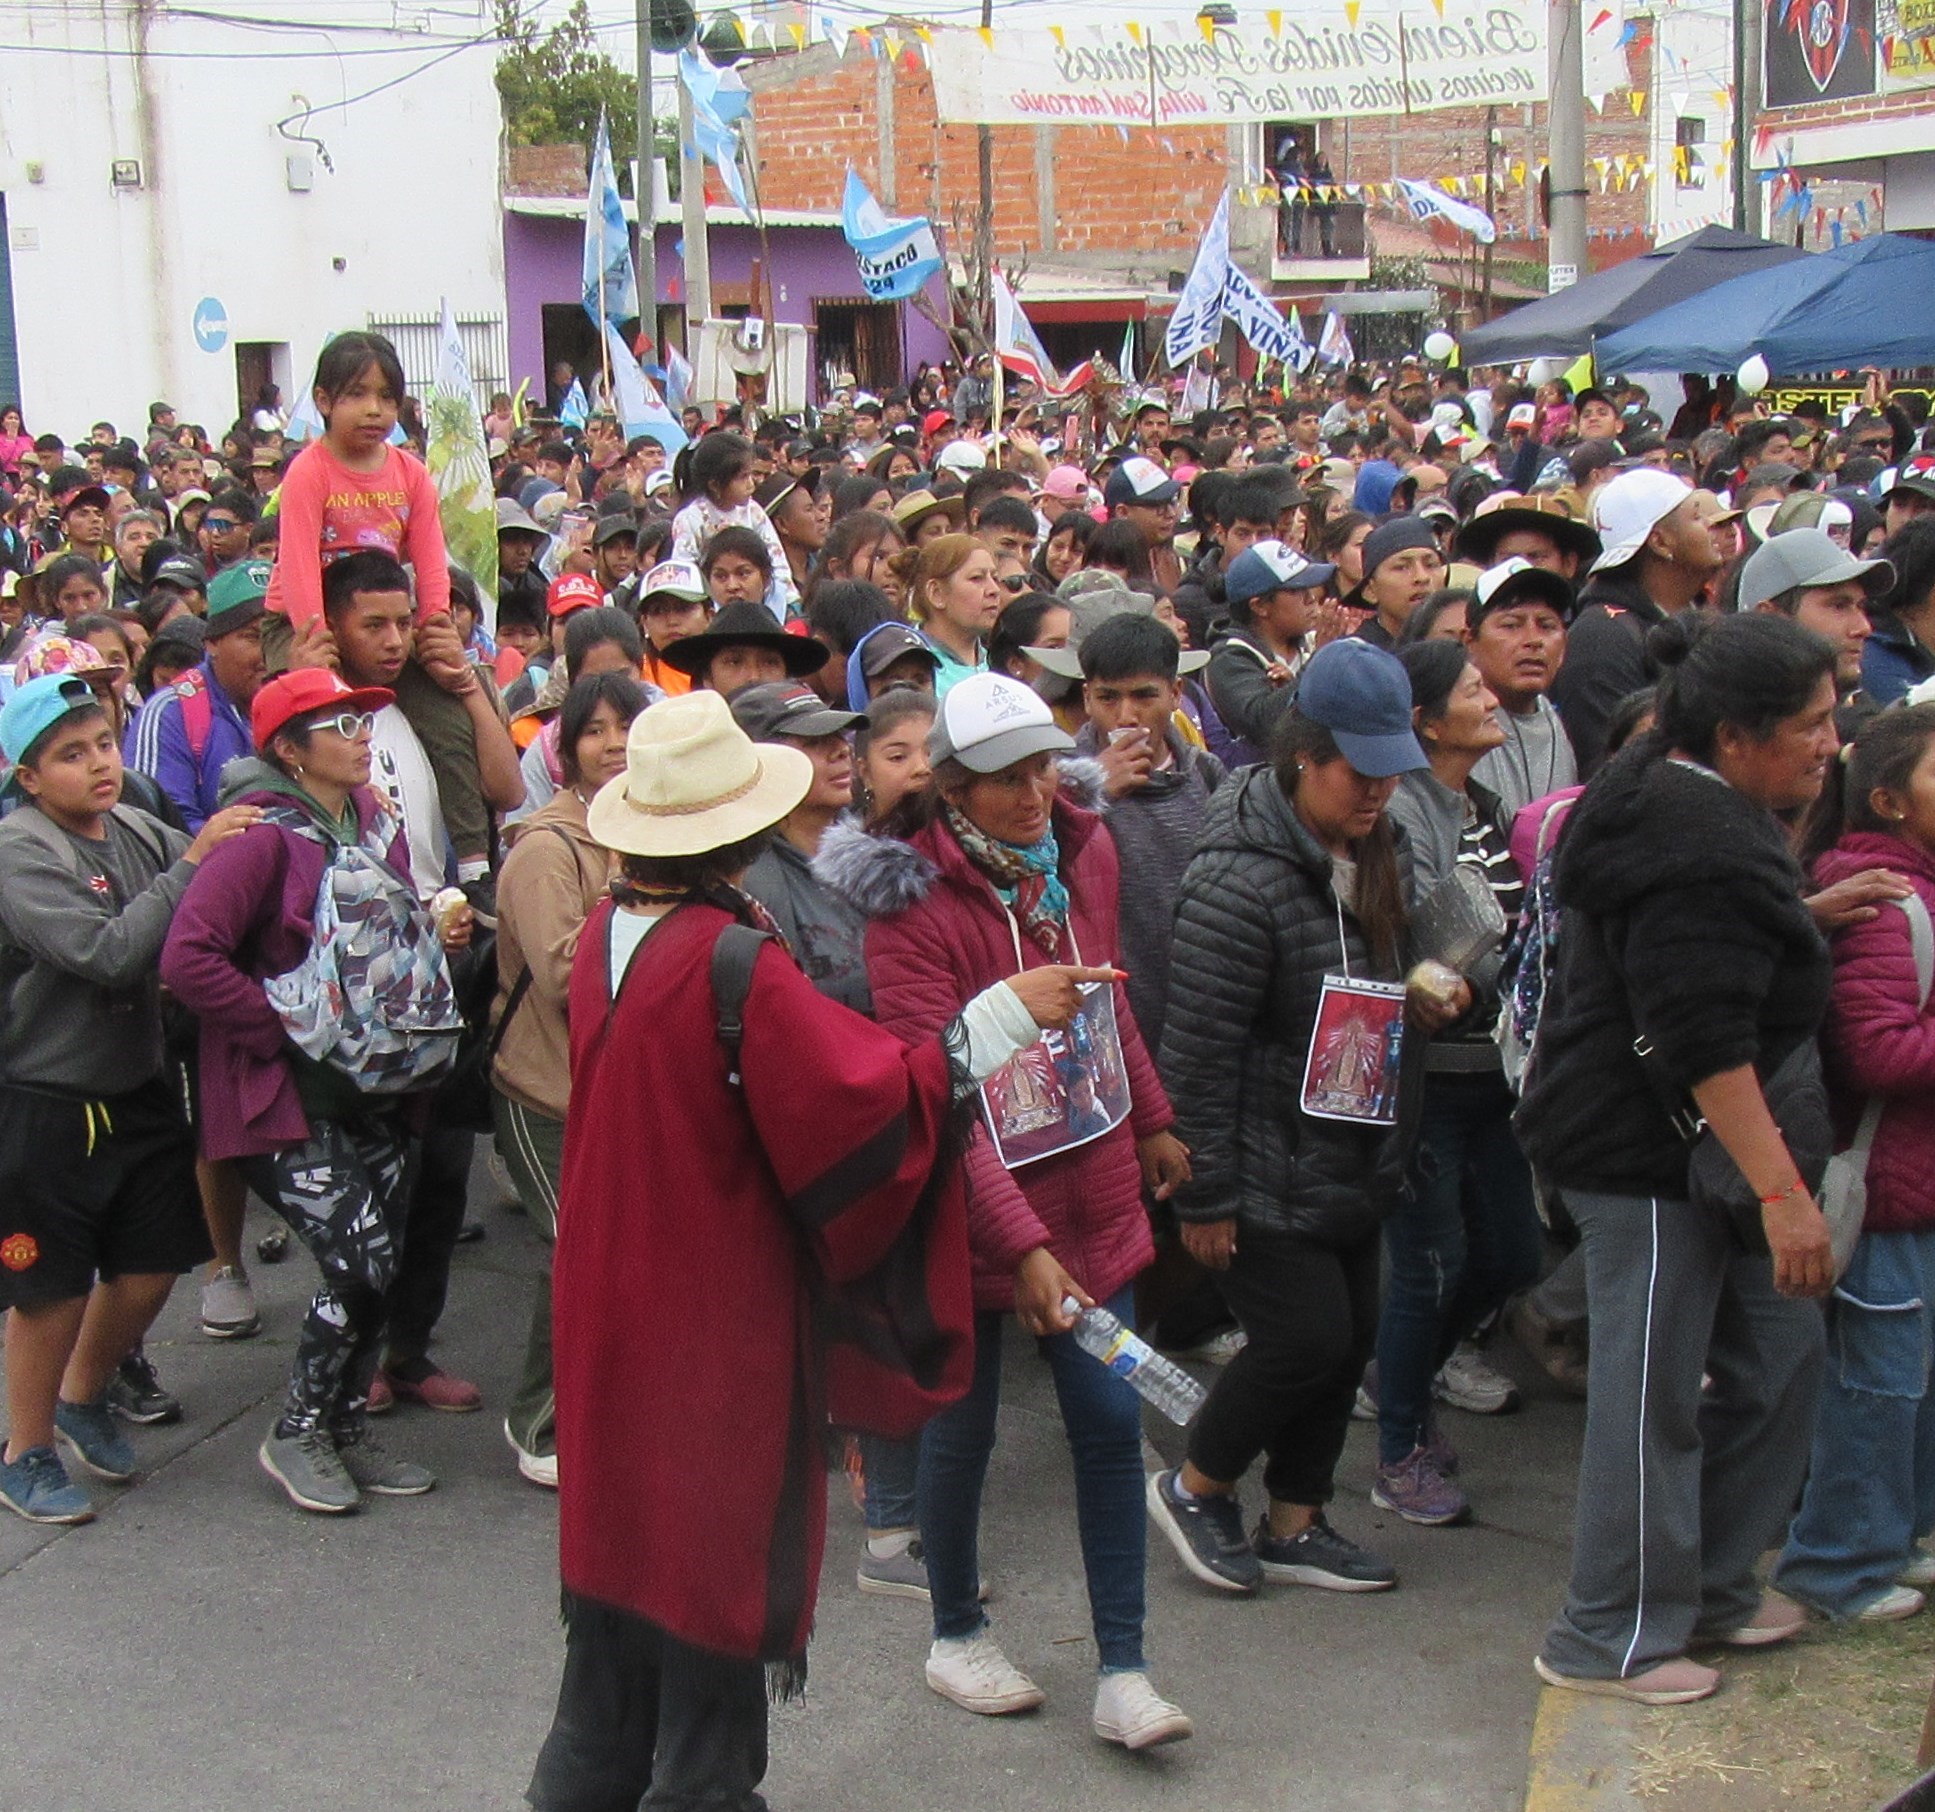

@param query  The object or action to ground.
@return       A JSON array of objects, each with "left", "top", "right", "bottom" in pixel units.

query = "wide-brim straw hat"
[{"left": 587, "top": 690, "right": 812, "bottom": 859}]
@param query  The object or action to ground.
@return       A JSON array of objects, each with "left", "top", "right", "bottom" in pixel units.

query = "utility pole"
[
  {"left": 635, "top": 0, "right": 657, "bottom": 359},
  {"left": 679, "top": 80, "right": 713, "bottom": 330},
  {"left": 975, "top": 0, "right": 994, "bottom": 339},
  {"left": 1732, "top": 0, "right": 1762, "bottom": 233},
  {"left": 1482, "top": 105, "right": 1498, "bottom": 316},
  {"left": 1546, "top": 0, "right": 1588, "bottom": 292}
]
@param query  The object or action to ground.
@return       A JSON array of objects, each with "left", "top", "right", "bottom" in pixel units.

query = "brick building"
[{"left": 746, "top": 33, "right": 1658, "bottom": 358}]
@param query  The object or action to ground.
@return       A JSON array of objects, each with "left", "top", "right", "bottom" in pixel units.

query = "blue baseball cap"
[
  {"left": 1225, "top": 540, "right": 1336, "bottom": 609},
  {"left": 1295, "top": 639, "right": 1429, "bottom": 778},
  {"left": 0, "top": 673, "right": 105, "bottom": 793}
]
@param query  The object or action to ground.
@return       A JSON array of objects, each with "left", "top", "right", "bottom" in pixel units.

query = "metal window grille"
[{"left": 362, "top": 312, "right": 509, "bottom": 409}]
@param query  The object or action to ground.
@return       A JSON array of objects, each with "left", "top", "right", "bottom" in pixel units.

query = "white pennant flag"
[
  {"left": 1165, "top": 189, "right": 1231, "bottom": 369},
  {"left": 1318, "top": 310, "right": 1355, "bottom": 367},
  {"left": 1222, "top": 262, "right": 1311, "bottom": 370},
  {"left": 1396, "top": 177, "right": 1497, "bottom": 244}
]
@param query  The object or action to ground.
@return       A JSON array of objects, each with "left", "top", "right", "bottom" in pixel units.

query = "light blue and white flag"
[
  {"left": 679, "top": 48, "right": 753, "bottom": 214},
  {"left": 559, "top": 378, "right": 590, "bottom": 429},
  {"left": 1222, "top": 262, "right": 1311, "bottom": 370},
  {"left": 1317, "top": 311, "right": 1355, "bottom": 368},
  {"left": 1396, "top": 177, "right": 1497, "bottom": 245},
  {"left": 1164, "top": 188, "right": 1231, "bottom": 369},
  {"left": 583, "top": 111, "right": 640, "bottom": 327},
  {"left": 604, "top": 323, "right": 688, "bottom": 458},
  {"left": 841, "top": 168, "right": 943, "bottom": 302},
  {"left": 665, "top": 344, "right": 695, "bottom": 412}
]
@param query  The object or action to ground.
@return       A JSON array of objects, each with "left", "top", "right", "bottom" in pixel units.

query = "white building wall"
[
  {"left": 0, "top": 2, "right": 506, "bottom": 438},
  {"left": 1648, "top": 6, "right": 1737, "bottom": 242}
]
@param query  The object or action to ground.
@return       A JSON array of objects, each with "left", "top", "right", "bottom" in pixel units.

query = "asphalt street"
[{"left": 0, "top": 1158, "right": 1586, "bottom": 1811}]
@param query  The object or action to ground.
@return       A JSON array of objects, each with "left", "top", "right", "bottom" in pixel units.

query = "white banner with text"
[{"left": 927, "top": 6, "right": 1547, "bottom": 128}]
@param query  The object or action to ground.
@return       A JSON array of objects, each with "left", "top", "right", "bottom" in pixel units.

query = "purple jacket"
[
  {"left": 1814, "top": 830, "right": 1935, "bottom": 1235},
  {"left": 159, "top": 776, "right": 410, "bottom": 1161}
]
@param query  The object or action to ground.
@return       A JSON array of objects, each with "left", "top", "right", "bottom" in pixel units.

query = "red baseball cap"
[
  {"left": 921, "top": 409, "right": 954, "bottom": 437},
  {"left": 250, "top": 668, "right": 395, "bottom": 751},
  {"left": 547, "top": 572, "right": 602, "bottom": 619}
]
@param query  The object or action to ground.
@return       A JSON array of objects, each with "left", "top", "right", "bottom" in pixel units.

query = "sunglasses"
[
  {"left": 316, "top": 711, "right": 375, "bottom": 742},
  {"left": 998, "top": 573, "right": 1029, "bottom": 594},
  {"left": 203, "top": 517, "right": 241, "bottom": 534}
]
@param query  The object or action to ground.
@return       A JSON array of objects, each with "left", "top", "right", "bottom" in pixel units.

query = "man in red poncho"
[{"left": 528, "top": 689, "right": 1116, "bottom": 1811}]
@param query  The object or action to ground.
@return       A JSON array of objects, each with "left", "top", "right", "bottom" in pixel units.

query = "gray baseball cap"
[{"left": 1737, "top": 528, "right": 1893, "bottom": 611}]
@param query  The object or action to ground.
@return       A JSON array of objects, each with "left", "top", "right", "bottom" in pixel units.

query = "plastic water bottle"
[{"left": 1063, "top": 1297, "right": 1207, "bottom": 1426}]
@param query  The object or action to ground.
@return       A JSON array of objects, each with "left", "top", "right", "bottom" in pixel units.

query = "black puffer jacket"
[
  {"left": 1515, "top": 746, "right": 1831, "bottom": 1196},
  {"left": 1160, "top": 765, "right": 1420, "bottom": 1245}
]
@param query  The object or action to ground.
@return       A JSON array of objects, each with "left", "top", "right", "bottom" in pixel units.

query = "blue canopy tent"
[
  {"left": 1596, "top": 234, "right": 1935, "bottom": 374},
  {"left": 1456, "top": 225, "right": 1808, "bottom": 364}
]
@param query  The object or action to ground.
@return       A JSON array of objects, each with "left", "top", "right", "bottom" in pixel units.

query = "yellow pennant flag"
[
  {"left": 913, "top": 24, "right": 932, "bottom": 42},
  {"left": 883, "top": 29, "right": 901, "bottom": 56},
  {"left": 1049, "top": 25, "right": 1065, "bottom": 48},
  {"left": 1126, "top": 21, "right": 1144, "bottom": 45},
  {"left": 1431, "top": 0, "right": 1446, "bottom": 14},
  {"left": 1344, "top": 1, "right": 1361, "bottom": 25},
  {"left": 1268, "top": 8, "right": 1283, "bottom": 30},
  {"left": 979, "top": 24, "right": 994, "bottom": 47},
  {"left": 1630, "top": 89, "right": 1646, "bottom": 115},
  {"left": 1563, "top": 351, "right": 1594, "bottom": 394},
  {"left": 1201, "top": 12, "right": 1218, "bottom": 40},
  {"left": 788, "top": 21, "right": 805, "bottom": 49}
]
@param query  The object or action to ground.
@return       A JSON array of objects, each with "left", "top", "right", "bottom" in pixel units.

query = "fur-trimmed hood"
[
  {"left": 813, "top": 760, "right": 1111, "bottom": 921},
  {"left": 812, "top": 814, "right": 937, "bottom": 920}
]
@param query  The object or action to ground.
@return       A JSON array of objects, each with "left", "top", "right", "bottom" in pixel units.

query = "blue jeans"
[
  {"left": 858, "top": 1433, "right": 920, "bottom": 1532},
  {"left": 917, "top": 1286, "right": 1147, "bottom": 1672},
  {"left": 1777, "top": 1229, "right": 1935, "bottom": 1619},
  {"left": 1376, "top": 1070, "right": 1542, "bottom": 1465}
]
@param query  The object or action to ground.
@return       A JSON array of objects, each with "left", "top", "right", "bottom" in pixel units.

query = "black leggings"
[
  {"left": 527, "top": 1593, "right": 769, "bottom": 1812},
  {"left": 242, "top": 1115, "right": 412, "bottom": 1439},
  {"left": 1187, "top": 1226, "right": 1381, "bottom": 1508}
]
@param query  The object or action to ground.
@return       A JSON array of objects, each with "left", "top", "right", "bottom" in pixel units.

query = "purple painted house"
[{"left": 503, "top": 193, "right": 951, "bottom": 406}]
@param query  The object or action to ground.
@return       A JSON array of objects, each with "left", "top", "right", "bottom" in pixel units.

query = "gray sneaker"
[
  {"left": 333, "top": 1426, "right": 435, "bottom": 1496},
  {"left": 259, "top": 1428, "right": 360, "bottom": 1514},
  {"left": 200, "top": 1265, "right": 261, "bottom": 1339},
  {"left": 855, "top": 1539, "right": 991, "bottom": 1603}
]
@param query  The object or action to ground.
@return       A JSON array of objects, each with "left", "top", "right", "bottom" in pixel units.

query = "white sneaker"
[
  {"left": 1093, "top": 1671, "right": 1193, "bottom": 1751},
  {"left": 1858, "top": 1583, "right": 1926, "bottom": 1624},
  {"left": 503, "top": 1419, "right": 558, "bottom": 1489},
  {"left": 1900, "top": 1548, "right": 1935, "bottom": 1588},
  {"left": 1432, "top": 1342, "right": 1520, "bottom": 1415},
  {"left": 924, "top": 1633, "right": 1046, "bottom": 1715}
]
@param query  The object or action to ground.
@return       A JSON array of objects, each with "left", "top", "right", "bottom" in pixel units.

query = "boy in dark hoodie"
[
  {"left": 0, "top": 675, "right": 255, "bottom": 1525},
  {"left": 1204, "top": 540, "right": 1337, "bottom": 767}
]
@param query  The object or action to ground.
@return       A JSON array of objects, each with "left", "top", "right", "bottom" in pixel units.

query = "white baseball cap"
[
  {"left": 935, "top": 439, "right": 990, "bottom": 478},
  {"left": 638, "top": 559, "right": 707, "bottom": 605},
  {"left": 927, "top": 672, "right": 1076, "bottom": 775},
  {"left": 1589, "top": 469, "right": 1695, "bottom": 572}
]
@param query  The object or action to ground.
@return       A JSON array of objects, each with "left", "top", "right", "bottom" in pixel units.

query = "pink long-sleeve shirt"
[{"left": 263, "top": 440, "right": 451, "bottom": 627}]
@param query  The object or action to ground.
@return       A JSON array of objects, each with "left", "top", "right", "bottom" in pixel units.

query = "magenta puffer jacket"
[
  {"left": 1815, "top": 830, "right": 1935, "bottom": 1234},
  {"left": 829, "top": 798, "right": 1169, "bottom": 1313}
]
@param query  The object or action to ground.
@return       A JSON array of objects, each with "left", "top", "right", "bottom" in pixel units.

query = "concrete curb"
[{"left": 1523, "top": 1684, "right": 1645, "bottom": 1811}]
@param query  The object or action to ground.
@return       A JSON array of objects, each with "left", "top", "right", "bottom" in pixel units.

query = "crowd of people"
[{"left": 4, "top": 326, "right": 1935, "bottom": 1805}]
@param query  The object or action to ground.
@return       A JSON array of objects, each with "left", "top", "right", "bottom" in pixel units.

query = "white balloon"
[
  {"left": 1423, "top": 330, "right": 1457, "bottom": 362},
  {"left": 1737, "top": 353, "right": 1770, "bottom": 395}
]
